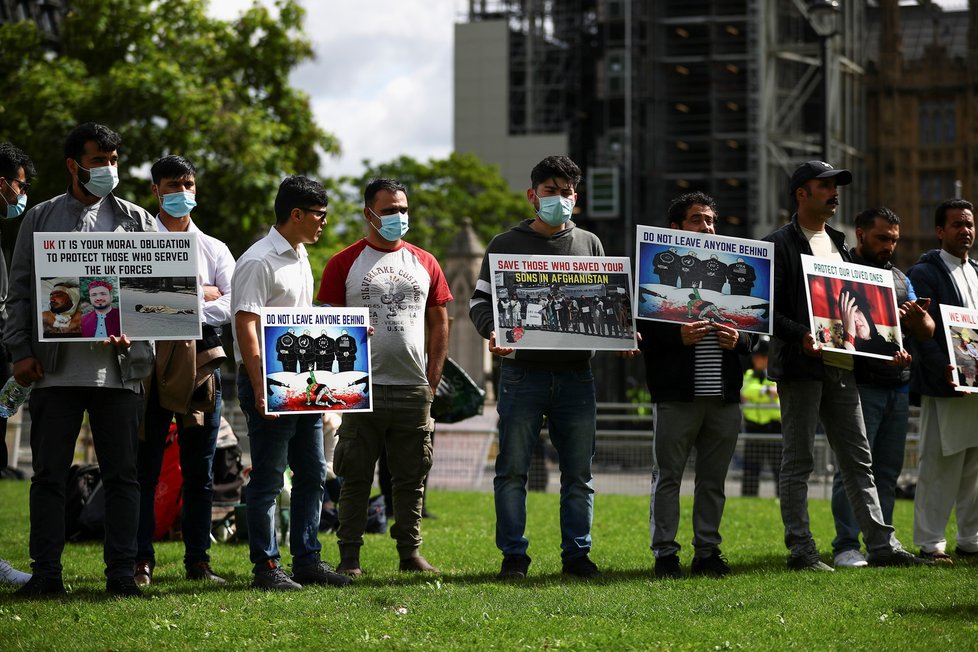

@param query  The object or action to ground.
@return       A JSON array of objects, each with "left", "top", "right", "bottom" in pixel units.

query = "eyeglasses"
[
  {"left": 303, "top": 208, "right": 328, "bottom": 222},
  {"left": 4, "top": 178, "right": 29, "bottom": 195}
]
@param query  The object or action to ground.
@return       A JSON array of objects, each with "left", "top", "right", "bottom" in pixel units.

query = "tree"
[
  {"left": 0, "top": 0, "right": 337, "bottom": 257},
  {"left": 310, "top": 152, "right": 530, "bottom": 275}
]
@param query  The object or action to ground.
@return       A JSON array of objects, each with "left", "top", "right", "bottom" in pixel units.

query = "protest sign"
[
  {"left": 940, "top": 304, "right": 978, "bottom": 393},
  {"left": 259, "top": 306, "right": 372, "bottom": 415},
  {"left": 488, "top": 254, "right": 636, "bottom": 351},
  {"left": 34, "top": 232, "right": 200, "bottom": 341},
  {"left": 801, "top": 254, "right": 902, "bottom": 360},
  {"left": 634, "top": 225, "right": 773, "bottom": 334}
]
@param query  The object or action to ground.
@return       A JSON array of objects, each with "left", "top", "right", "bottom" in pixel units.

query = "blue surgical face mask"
[
  {"left": 160, "top": 191, "right": 197, "bottom": 218},
  {"left": 369, "top": 208, "right": 409, "bottom": 242},
  {"left": 78, "top": 163, "right": 119, "bottom": 198},
  {"left": 536, "top": 194, "right": 575, "bottom": 227},
  {"left": 1, "top": 180, "right": 26, "bottom": 219}
]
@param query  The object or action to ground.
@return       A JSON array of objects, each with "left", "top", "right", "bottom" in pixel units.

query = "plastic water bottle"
[{"left": 0, "top": 378, "right": 31, "bottom": 418}]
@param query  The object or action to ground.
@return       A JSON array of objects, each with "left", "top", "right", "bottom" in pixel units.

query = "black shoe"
[
  {"left": 562, "top": 555, "right": 602, "bottom": 579},
  {"left": 654, "top": 554, "right": 683, "bottom": 580},
  {"left": 186, "top": 561, "right": 226, "bottom": 583},
  {"left": 252, "top": 561, "right": 302, "bottom": 591},
  {"left": 691, "top": 550, "right": 731, "bottom": 578},
  {"left": 106, "top": 576, "right": 145, "bottom": 598},
  {"left": 14, "top": 575, "right": 66, "bottom": 598},
  {"left": 292, "top": 560, "right": 352, "bottom": 587},
  {"left": 497, "top": 554, "right": 531, "bottom": 580},
  {"left": 954, "top": 546, "right": 978, "bottom": 559},
  {"left": 787, "top": 550, "right": 834, "bottom": 572},
  {"left": 867, "top": 548, "right": 936, "bottom": 567}
]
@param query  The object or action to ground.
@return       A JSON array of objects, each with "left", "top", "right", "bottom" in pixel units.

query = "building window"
[
  {"left": 919, "top": 171, "right": 956, "bottom": 229},
  {"left": 919, "top": 101, "right": 956, "bottom": 146}
]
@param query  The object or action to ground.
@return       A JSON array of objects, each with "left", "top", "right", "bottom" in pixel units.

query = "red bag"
[{"left": 154, "top": 423, "right": 183, "bottom": 541}]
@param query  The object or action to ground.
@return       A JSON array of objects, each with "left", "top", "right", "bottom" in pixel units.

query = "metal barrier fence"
[
  {"left": 7, "top": 401, "right": 921, "bottom": 500},
  {"left": 426, "top": 402, "right": 922, "bottom": 499}
]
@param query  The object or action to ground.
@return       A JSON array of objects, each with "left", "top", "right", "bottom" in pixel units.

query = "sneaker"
[
  {"left": 787, "top": 550, "right": 834, "bottom": 572},
  {"left": 497, "top": 554, "right": 531, "bottom": 580},
  {"left": 399, "top": 556, "right": 440, "bottom": 573},
  {"left": 337, "top": 558, "right": 363, "bottom": 578},
  {"left": 0, "top": 559, "right": 31, "bottom": 586},
  {"left": 106, "top": 576, "right": 145, "bottom": 598},
  {"left": 252, "top": 561, "right": 302, "bottom": 591},
  {"left": 14, "top": 575, "right": 66, "bottom": 598},
  {"left": 133, "top": 560, "right": 153, "bottom": 587},
  {"left": 919, "top": 549, "right": 954, "bottom": 565},
  {"left": 186, "top": 561, "right": 226, "bottom": 583},
  {"left": 561, "top": 555, "right": 602, "bottom": 579},
  {"left": 691, "top": 550, "right": 731, "bottom": 578},
  {"left": 292, "top": 560, "right": 352, "bottom": 587},
  {"left": 654, "top": 553, "right": 683, "bottom": 580},
  {"left": 833, "top": 549, "right": 868, "bottom": 568},
  {"left": 867, "top": 547, "right": 936, "bottom": 567}
]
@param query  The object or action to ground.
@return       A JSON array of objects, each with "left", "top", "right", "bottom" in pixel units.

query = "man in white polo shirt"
[{"left": 232, "top": 175, "right": 350, "bottom": 591}]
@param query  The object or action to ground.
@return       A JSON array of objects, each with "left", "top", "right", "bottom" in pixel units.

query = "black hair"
[
  {"left": 854, "top": 206, "right": 900, "bottom": 231},
  {"left": 0, "top": 142, "right": 37, "bottom": 182},
  {"left": 151, "top": 155, "right": 196, "bottom": 184},
  {"left": 934, "top": 198, "right": 975, "bottom": 229},
  {"left": 530, "top": 156, "right": 582, "bottom": 188},
  {"left": 668, "top": 191, "right": 717, "bottom": 227},
  {"left": 364, "top": 178, "right": 407, "bottom": 206},
  {"left": 64, "top": 122, "right": 122, "bottom": 161},
  {"left": 273, "top": 175, "right": 329, "bottom": 224}
]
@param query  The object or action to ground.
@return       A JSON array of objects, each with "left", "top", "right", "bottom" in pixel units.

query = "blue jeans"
[
  {"left": 494, "top": 366, "right": 596, "bottom": 561},
  {"left": 237, "top": 367, "right": 325, "bottom": 568},
  {"left": 137, "top": 369, "right": 222, "bottom": 567},
  {"left": 831, "top": 385, "right": 909, "bottom": 554}
]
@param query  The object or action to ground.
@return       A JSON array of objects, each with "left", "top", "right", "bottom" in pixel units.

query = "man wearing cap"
[
  {"left": 80, "top": 279, "right": 121, "bottom": 338},
  {"left": 763, "top": 161, "right": 930, "bottom": 570}
]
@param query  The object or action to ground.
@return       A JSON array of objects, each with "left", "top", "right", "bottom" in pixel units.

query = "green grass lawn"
[{"left": 0, "top": 479, "right": 975, "bottom": 651}]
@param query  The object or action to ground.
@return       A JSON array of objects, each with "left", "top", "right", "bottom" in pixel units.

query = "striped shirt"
[{"left": 693, "top": 331, "right": 723, "bottom": 396}]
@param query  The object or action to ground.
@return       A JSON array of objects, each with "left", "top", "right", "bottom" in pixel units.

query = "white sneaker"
[
  {"left": 0, "top": 559, "right": 32, "bottom": 586},
  {"left": 833, "top": 549, "right": 868, "bottom": 568}
]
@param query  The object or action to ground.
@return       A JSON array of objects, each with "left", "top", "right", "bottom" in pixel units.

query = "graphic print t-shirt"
[{"left": 317, "top": 239, "right": 453, "bottom": 385}]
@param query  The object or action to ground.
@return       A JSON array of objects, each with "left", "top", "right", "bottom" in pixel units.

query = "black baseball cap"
[{"left": 788, "top": 160, "right": 852, "bottom": 195}]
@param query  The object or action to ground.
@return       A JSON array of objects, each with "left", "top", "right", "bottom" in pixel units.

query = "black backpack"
[{"left": 65, "top": 463, "right": 105, "bottom": 541}]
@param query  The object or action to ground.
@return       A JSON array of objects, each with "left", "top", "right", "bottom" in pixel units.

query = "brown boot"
[
  {"left": 399, "top": 555, "right": 440, "bottom": 573},
  {"left": 337, "top": 558, "right": 362, "bottom": 578}
]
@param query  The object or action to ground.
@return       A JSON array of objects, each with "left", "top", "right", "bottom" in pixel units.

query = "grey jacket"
[{"left": 3, "top": 191, "right": 157, "bottom": 383}]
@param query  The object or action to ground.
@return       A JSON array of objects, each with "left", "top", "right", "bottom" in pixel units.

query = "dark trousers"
[
  {"left": 28, "top": 386, "right": 143, "bottom": 579},
  {"left": 137, "top": 369, "right": 222, "bottom": 567}
]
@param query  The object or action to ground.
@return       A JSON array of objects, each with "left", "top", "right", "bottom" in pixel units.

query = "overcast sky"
[
  {"left": 210, "top": 0, "right": 459, "bottom": 178},
  {"left": 210, "top": 0, "right": 967, "bottom": 179}
]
